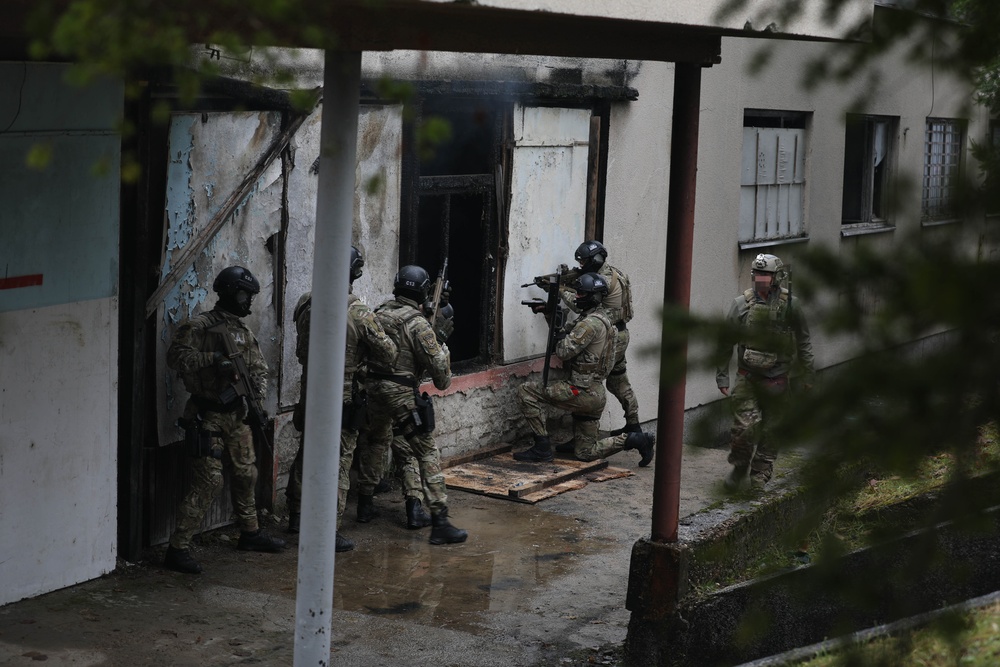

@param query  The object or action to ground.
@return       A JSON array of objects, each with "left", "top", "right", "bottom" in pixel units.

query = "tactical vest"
[
  {"left": 603, "top": 265, "right": 634, "bottom": 324},
  {"left": 178, "top": 309, "right": 250, "bottom": 399},
  {"left": 740, "top": 288, "right": 791, "bottom": 372},
  {"left": 568, "top": 310, "right": 616, "bottom": 388},
  {"left": 370, "top": 300, "right": 424, "bottom": 378}
]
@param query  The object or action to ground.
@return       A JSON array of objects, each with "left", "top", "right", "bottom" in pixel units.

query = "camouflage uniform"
[
  {"left": 167, "top": 307, "right": 268, "bottom": 550},
  {"left": 357, "top": 296, "right": 452, "bottom": 513},
  {"left": 519, "top": 307, "right": 632, "bottom": 460},
  {"left": 561, "top": 263, "right": 639, "bottom": 429},
  {"left": 286, "top": 289, "right": 397, "bottom": 528},
  {"left": 716, "top": 287, "right": 814, "bottom": 481}
]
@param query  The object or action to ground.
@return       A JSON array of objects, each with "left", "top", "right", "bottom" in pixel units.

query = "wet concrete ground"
[{"left": 0, "top": 445, "right": 733, "bottom": 666}]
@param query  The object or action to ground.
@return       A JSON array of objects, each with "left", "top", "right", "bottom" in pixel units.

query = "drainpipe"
[
  {"left": 651, "top": 62, "right": 702, "bottom": 544},
  {"left": 293, "top": 50, "right": 361, "bottom": 666}
]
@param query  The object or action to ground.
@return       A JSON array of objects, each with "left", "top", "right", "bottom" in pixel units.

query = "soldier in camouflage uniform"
[
  {"left": 555, "top": 241, "right": 640, "bottom": 451},
  {"left": 286, "top": 246, "right": 397, "bottom": 553},
  {"left": 515, "top": 272, "right": 655, "bottom": 466},
  {"left": 717, "top": 253, "right": 815, "bottom": 491},
  {"left": 356, "top": 265, "right": 467, "bottom": 545},
  {"left": 164, "top": 266, "right": 286, "bottom": 575}
]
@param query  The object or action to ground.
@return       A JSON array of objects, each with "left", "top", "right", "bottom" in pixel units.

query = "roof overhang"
[{"left": 3, "top": 0, "right": 873, "bottom": 64}]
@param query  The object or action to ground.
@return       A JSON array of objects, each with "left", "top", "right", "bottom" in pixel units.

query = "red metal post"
[{"left": 651, "top": 62, "right": 702, "bottom": 544}]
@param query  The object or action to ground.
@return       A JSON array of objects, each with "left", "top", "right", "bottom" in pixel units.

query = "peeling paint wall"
[
  {"left": 0, "top": 64, "right": 121, "bottom": 606},
  {"left": 156, "top": 111, "right": 285, "bottom": 446}
]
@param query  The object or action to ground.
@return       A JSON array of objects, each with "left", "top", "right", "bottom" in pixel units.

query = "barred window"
[{"left": 921, "top": 118, "right": 965, "bottom": 222}]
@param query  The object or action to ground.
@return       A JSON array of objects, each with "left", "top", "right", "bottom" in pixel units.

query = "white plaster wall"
[
  {"left": 688, "top": 23, "right": 984, "bottom": 411},
  {"left": 0, "top": 298, "right": 118, "bottom": 606},
  {"left": 603, "top": 61, "right": 675, "bottom": 429}
]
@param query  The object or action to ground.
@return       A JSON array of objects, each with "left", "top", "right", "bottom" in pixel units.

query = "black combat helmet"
[
  {"left": 350, "top": 246, "right": 365, "bottom": 283},
  {"left": 393, "top": 265, "right": 431, "bottom": 303},
  {"left": 575, "top": 240, "right": 608, "bottom": 274},
  {"left": 213, "top": 266, "right": 260, "bottom": 317},
  {"left": 573, "top": 271, "right": 609, "bottom": 311}
]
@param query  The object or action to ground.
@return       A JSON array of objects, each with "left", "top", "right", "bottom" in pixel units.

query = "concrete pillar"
[{"left": 293, "top": 50, "right": 361, "bottom": 666}]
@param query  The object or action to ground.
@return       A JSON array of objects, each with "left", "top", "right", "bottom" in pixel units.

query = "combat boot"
[
  {"left": 405, "top": 497, "right": 432, "bottom": 529},
  {"left": 724, "top": 463, "right": 750, "bottom": 491},
  {"left": 513, "top": 435, "right": 554, "bottom": 462},
  {"left": 356, "top": 494, "right": 378, "bottom": 523},
  {"left": 623, "top": 431, "right": 655, "bottom": 467},
  {"left": 750, "top": 465, "right": 773, "bottom": 491},
  {"left": 237, "top": 529, "right": 286, "bottom": 553},
  {"left": 554, "top": 439, "right": 576, "bottom": 454},
  {"left": 164, "top": 546, "right": 202, "bottom": 574},
  {"left": 429, "top": 508, "right": 468, "bottom": 545},
  {"left": 335, "top": 532, "right": 355, "bottom": 553},
  {"left": 287, "top": 511, "right": 300, "bottom": 534}
]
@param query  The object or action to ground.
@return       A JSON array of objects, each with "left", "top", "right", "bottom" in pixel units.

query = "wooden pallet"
[{"left": 443, "top": 445, "right": 633, "bottom": 503}]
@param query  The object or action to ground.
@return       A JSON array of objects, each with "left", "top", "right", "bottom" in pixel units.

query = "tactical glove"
[
  {"left": 213, "top": 351, "right": 235, "bottom": 373},
  {"left": 434, "top": 316, "right": 455, "bottom": 344}
]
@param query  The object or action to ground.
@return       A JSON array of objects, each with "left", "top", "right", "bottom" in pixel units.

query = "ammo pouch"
[
  {"left": 344, "top": 391, "right": 368, "bottom": 433},
  {"left": 742, "top": 347, "right": 778, "bottom": 372},
  {"left": 178, "top": 417, "right": 223, "bottom": 460},
  {"left": 411, "top": 391, "right": 435, "bottom": 435}
]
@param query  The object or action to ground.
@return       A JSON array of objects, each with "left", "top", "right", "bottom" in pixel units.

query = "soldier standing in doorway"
[
  {"left": 514, "top": 272, "right": 654, "bottom": 466},
  {"left": 163, "top": 266, "right": 286, "bottom": 575},
  {"left": 286, "top": 246, "right": 397, "bottom": 552},
  {"left": 716, "top": 253, "right": 815, "bottom": 491}
]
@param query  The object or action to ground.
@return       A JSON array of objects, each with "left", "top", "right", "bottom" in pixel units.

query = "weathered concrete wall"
[
  {"left": 627, "top": 499, "right": 1000, "bottom": 667},
  {"left": 0, "top": 64, "right": 121, "bottom": 605}
]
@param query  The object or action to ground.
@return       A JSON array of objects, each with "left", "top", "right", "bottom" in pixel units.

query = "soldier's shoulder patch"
[{"left": 417, "top": 327, "right": 438, "bottom": 351}]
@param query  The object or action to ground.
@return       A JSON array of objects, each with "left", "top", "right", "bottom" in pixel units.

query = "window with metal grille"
[
  {"left": 842, "top": 114, "right": 898, "bottom": 228},
  {"left": 739, "top": 110, "right": 809, "bottom": 247},
  {"left": 921, "top": 118, "right": 965, "bottom": 222}
]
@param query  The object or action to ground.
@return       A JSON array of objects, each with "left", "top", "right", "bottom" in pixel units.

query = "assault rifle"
[
  {"left": 521, "top": 264, "right": 570, "bottom": 387},
  {"left": 208, "top": 322, "right": 274, "bottom": 502},
  {"left": 427, "top": 258, "right": 449, "bottom": 322}
]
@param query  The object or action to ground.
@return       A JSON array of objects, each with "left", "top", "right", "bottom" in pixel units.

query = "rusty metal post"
[
  {"left": 651, "top": 62, "right": 702, "bottom": 544},
  {"left": 293, "top": 50, "right": 361, "bottom": 666}
]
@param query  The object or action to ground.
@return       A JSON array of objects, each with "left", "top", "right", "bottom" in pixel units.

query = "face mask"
[{"left": 753, "top": 273, "right": 774, "bottom": 296}]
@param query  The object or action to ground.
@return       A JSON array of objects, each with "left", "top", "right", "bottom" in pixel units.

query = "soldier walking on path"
[
  {"left": 716, "top": 253, "right": 815, "bottom": 491},
  {"left": 514, "top": 272, "right": 654, "bottom": 466},
  {"left": 356, "top": 265, "right": 467, "bottom": 545},
  {"left": 164, "top": 266, "right": 286, "bottom": 575},
  {"left": 286, "top": 246, "right": 397, "bottom": 553}
]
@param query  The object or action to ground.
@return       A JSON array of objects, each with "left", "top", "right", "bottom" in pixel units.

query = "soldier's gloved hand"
[
  {"left": 439, "top": 280, "right": 451, "bottom": 306},
  {"left": 213, "top": 351, "right": 235, "bottom": 373},
  {"left": 434, "top": 304, "right": 455, "bottom": 344}
]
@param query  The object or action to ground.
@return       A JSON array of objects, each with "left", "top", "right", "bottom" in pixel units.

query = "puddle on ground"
[{"left": 329, "top": 499, "right": 607, "bottom": 632}]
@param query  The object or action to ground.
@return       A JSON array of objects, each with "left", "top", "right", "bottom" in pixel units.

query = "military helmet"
[
  {"left": 350, "top": 246, "right": 365, "bottom": 283},
  {"left": 573, "top": 271, "right": 609, "bottom": 311},
  {"left": 575, "top": 240, "right": 608, "bottom": 273},
  {"left": 213, "top": 266, "right": 260, "bottom": 296},
  {"left": 393, "top": 265, "right": 431, "bottom": 302},
  {"left": 751, "top": 253, "right": 783, "bottom": 274},
  {"left": 213, "top": 266, "right": 260, "bottom": 317}
]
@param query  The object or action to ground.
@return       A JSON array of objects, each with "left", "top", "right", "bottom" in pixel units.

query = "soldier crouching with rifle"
[
  {"left": 513, "top": 272, "right": 655, "bottom": 466},
  {"left": 163, "top": 266, "right": 286, "bottom": 575}
]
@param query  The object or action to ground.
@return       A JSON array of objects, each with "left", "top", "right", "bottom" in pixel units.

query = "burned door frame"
[
  {"left": 119, "top": 74, "right": 299, "bottom": 556},
  {"left": 394, "top": 81, "right": 635, "bottom": 371}
]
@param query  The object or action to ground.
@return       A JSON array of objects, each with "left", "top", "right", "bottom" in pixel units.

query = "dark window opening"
[
  {"left": 744, "top": 109, "right": 808, "bottom": 129},
  {"left": 842, "top": 114, "right": 897, "bottom": 225}
]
